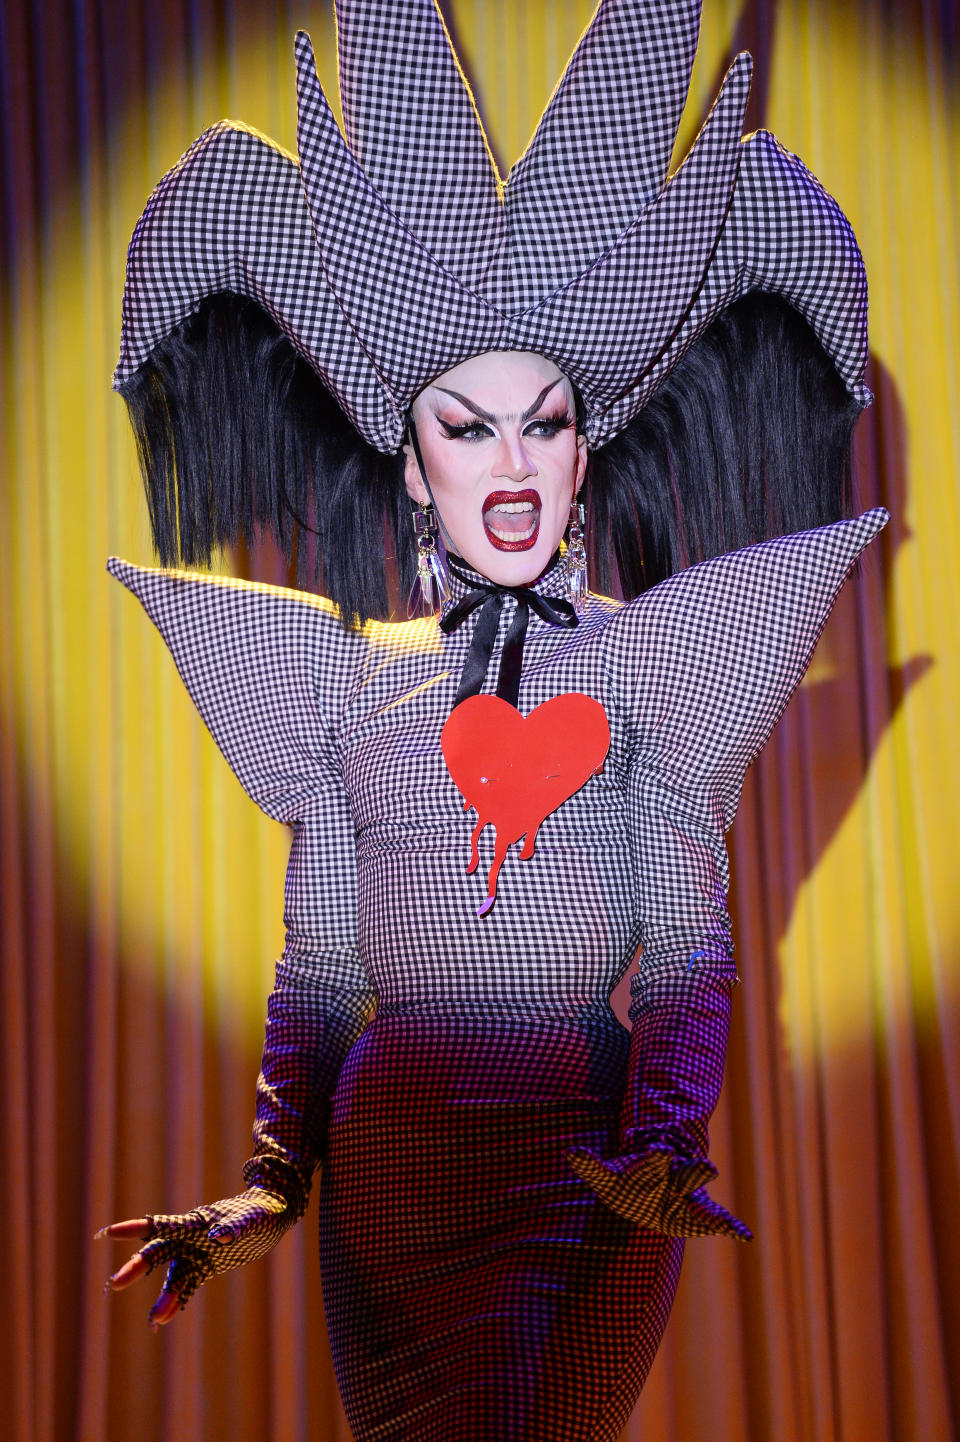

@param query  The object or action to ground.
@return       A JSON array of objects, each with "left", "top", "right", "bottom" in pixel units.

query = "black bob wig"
[{"left": 118, "top": 290, "right": 863, "bottom": 626}]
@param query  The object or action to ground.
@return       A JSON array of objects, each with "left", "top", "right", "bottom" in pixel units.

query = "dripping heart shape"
[{"left": 441, "top": 693, "right": 611, "bottom": 917}]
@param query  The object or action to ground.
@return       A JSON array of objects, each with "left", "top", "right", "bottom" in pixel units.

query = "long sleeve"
[
  {"left": 108, "top": 558, "right": 377, "bottom": 1212},
  {"left": 577, "top": 511, "right": 888, "bottom": 1228},
  {"left": 243, "top": 786, "right": 376, "bottom": 1215},
  {"left": 621, "top": 765, "right": 736, "bottom": 1162}
]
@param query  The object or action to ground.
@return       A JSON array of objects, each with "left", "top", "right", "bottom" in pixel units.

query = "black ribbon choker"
[{"left": 439, "top": 557, "right": 578, "bottom": 710}]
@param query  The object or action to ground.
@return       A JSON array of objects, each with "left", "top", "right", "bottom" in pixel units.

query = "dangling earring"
[
  {"left": 409, "top": 502, "right": 451, "bottom": 616},
  {"left": 565, "top": 498, "right": 589, "bottom": 615}
]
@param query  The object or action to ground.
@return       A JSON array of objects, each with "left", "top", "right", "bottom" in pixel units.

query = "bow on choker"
[{"left": 439, "top": 558, "right": 578, "bottom": 709}]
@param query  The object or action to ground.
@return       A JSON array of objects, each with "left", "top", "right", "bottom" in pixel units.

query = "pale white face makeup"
[{"left": 403, "top": 351, "right": 588, "bottom": 587}]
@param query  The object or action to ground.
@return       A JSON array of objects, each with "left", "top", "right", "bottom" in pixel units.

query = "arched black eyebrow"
[{"left": 434, "top": 377, "right": 564, "bottom": 425}]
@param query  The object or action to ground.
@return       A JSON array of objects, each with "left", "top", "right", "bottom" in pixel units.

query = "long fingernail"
[
  {"left": 103, "top": 1276, "right": 117, "bottom": 1297},
  {"left": 93, "top": 1227, "right": 110, "bottom": 1241}
]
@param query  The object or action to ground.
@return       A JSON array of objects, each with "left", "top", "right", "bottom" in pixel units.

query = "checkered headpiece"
[{"left": 114, "top": 0, "right": 870, "bottom": 453}]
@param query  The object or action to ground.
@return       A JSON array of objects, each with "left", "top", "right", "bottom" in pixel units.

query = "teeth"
[
  {"left": 488, "top": 521, "right": 537, "bottom": 542},
  {"left": 490, "top": 501, "right": 534, "bottom": 513}
]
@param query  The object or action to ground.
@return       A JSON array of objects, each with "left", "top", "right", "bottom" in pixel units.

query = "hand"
[
  {"left": 96, "top": 1186, "right": 293, "bottom": 1328},
  {"left": 568, "top": 1146, "right": 753, "bottom": 1241}
]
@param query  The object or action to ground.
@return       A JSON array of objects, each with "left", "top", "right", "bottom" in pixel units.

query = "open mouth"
[{"left": 482, "top": 489, "right": 542, "bottom": 552}]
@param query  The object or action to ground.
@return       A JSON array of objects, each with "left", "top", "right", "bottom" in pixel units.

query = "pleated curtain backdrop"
[{"left": 1, "top": 1, "right": 958, "bottom": 1439}]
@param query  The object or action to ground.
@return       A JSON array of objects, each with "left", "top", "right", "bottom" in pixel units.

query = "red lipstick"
[{"left": 481, "top": 489, "right": 542, "bottom": 552}]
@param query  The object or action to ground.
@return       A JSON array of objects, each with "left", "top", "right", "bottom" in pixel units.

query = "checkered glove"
[
  {"left": 133, "top": 954, "right": 373, "bottom": 1312},
  {"left": 570, "top": 961, "right": 752, "bottom": 1241},
  {"left": 568, "top": 1146, "right": 752, "bottom": 1239},
  {"left": 139, "top": 1185, "right": 295, "bottom": 1305}
]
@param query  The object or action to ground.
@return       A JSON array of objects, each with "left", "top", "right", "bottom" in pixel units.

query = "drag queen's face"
[{"left": 404, "top": 351, "right": 587, "bottom": 586}]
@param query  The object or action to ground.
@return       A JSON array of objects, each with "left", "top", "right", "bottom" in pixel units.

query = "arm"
[
  {"left": 570, "top": 767, "right": 749, "bottom": 1239},
  {"left": 620, "top": 768, "right": 736, "bottom": 1167},
  {"left": 103, "top": 782, "right": 376, "bottom": 1321},
  {"left": 572, "top": 510, "right": 889, "bottom": 1236},
  {"left": 101, "top": 559, "right": 375, "bottom": 1317},
  {"left": 244, "top": 780, "right": 376, "bottom": 1210}
]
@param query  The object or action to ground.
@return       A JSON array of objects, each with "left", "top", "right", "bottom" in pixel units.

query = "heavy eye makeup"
[{"left": 437, "top": 410, "right": 575, "bottom": 442}]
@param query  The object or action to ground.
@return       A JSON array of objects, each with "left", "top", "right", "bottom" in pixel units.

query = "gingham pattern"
[
  {"left": 107, "top": 508, "right": 886, "bottom": 1436},
  {"left": 293, "top": 31, "right": 506, "bottom": 414},
  {"left": 510, "top": 55, "right": 751, "bottom": 398},
  {"left": 320, "top": 1015, "right": 685, "bottom": 1440},
  {"left": 334, "top": 0, "right": 503, "bottom": 292},
  {"left": 504, "top": 0, "right": 703, "bottom": 293},
  {"left": 590, "top": 127, "right": 872, "bottom": 446},
  {"left": 114, "top": 0, "right": 870, "bottom": 453},
  {"left": 568, "top": 1149, "right": 753, "bottom": 1239},
  {"left": 114, "top": 122, "right": 400, "bottom": 445},
  {"left": 139, "top": 1187, "right": 293, "bottom": 1307}
]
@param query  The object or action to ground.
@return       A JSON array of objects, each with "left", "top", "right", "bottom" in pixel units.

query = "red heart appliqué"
[{"left": 441, "top": 693, "right": 611, "bottom": 917}]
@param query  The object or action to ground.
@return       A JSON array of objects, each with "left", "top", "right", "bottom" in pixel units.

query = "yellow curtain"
[{"left": 2, "top": 2, "right": 957, "bottom": 1438}]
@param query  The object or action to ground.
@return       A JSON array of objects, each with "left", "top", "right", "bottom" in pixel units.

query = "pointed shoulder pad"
[
  {"left": 601, "top": 509, "right": 888, "bottom": 828},
  {"left": 108, "top": 559, "right": 366, "bottom": 823}
]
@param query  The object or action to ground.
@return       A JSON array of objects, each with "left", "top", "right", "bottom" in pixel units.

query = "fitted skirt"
[{"left": 317, "top": 1008, "right": 684, "bottom": 1441}]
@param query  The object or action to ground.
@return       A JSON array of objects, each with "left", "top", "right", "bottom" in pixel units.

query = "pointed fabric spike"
[
  {"left": 113, "top": 122, "right": 341, "bottom": 383},
  {"left": 115, "top": 23, "right": 870, "bottom": 455},
  {"left": 106, "top": 558, "right": 356, "bottom": 825},
  {"left": 334, "top": 0, "right": 503, "bottom": 289},
  {"left": 587, "top": 127, "right": 871, "bottom": 445},
  {"left": 506, "top": 0, "right": 703, "bottom": 301},
  {"left": 510, "top": 55, "right": 752, "bottom": 408},
  {"left": 728, "top": 130, "right": 870, "bottom": 401},
  {"left": 112, "top": 121, "right": 393, "bottom": 435},
  {"left": 294, "top": 31, "right": 503, "bottom": 430},
  {"left": 603, "top": 508, "right": 889, "bottom": 844}
]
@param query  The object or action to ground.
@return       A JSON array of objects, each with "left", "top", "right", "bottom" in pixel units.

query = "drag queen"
[{"left": 100, "top": 3, "right": 886, "bottom": 1437}]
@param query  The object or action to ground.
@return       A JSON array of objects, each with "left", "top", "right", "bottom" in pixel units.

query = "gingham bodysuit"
[{"left": 109, "top": 508, "right": 886, "bottom": 1441}]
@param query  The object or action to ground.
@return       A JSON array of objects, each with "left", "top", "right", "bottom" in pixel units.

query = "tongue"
[{"left": 484, "top": 509, "right": 537, "bottom": 535}]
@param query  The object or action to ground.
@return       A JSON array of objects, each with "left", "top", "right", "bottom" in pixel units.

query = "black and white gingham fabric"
[
  {"left": 568, "top": 1148, "right": 752, "bottom": 1238},
  {"left": 334, "top": 0, "right": 503, "bottom": 294},
  {"left": 502, "top": 0, "right": 703, "bottom": 298},
  {"left": 138, "top": 1187, "right": 294, "bottom": 1307},
  {"left": 114, "top": 0, "right": 870, "bottom": 453},
  {"left": 107, "top": 507, "right": 886, "bottom": 1437}
]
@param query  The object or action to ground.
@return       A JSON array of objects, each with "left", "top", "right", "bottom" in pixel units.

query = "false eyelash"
[
  {"left": 437, "top": 418, "right": 491, "bottom": 439},
  {"left": 527, "top": 409, "right": 575, "bottom": 433},
  {"left": 438, "top": 409, "right": 575, "bottom": 440}
]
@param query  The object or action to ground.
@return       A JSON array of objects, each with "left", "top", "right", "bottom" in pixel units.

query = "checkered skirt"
[{"left": 321, "top": 1011, "right": 682, "bottom": 1440}]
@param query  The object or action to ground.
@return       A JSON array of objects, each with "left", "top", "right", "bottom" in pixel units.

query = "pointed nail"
[
  {"left": 102, "top": 1278, "right": 113, "bottom": 1297},
  {"left": 93, "top": 1226, "right": 110, "bottom": 1240}
]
